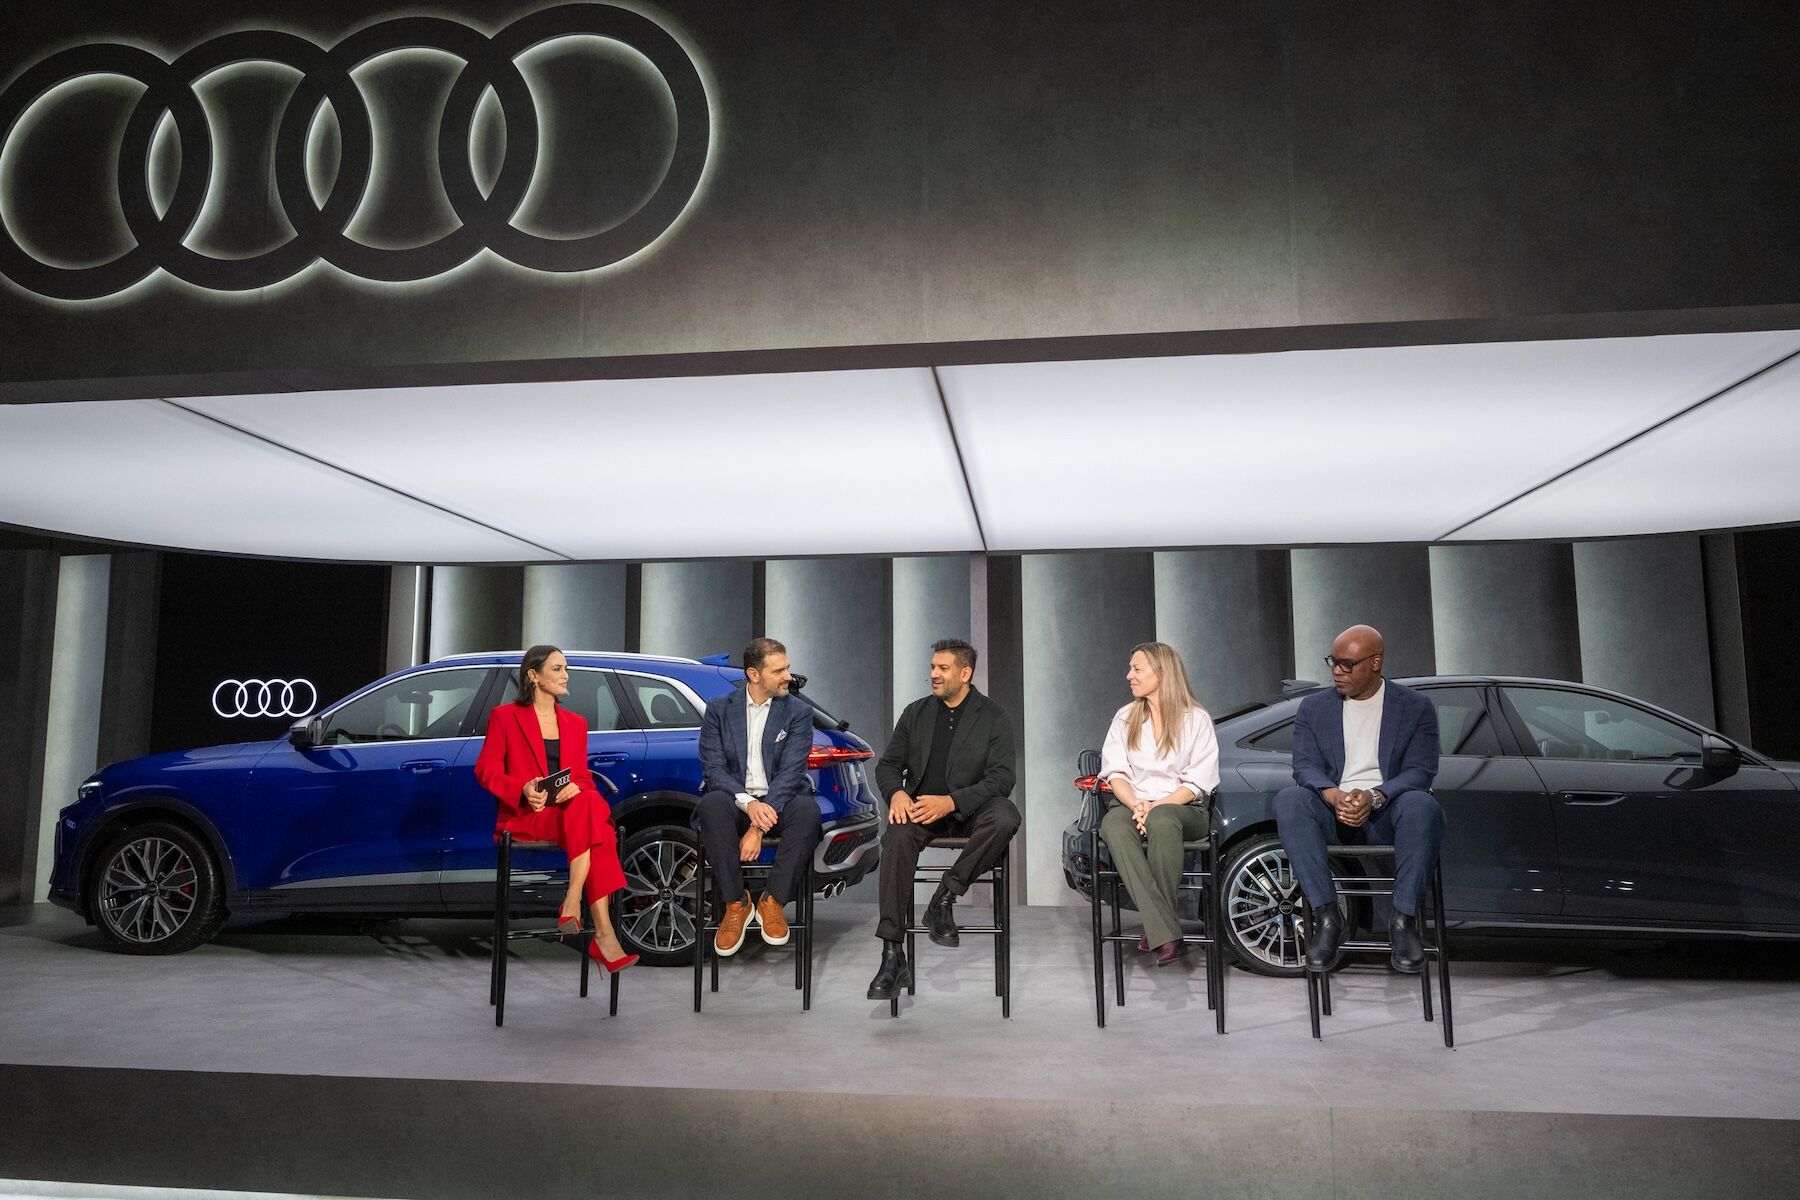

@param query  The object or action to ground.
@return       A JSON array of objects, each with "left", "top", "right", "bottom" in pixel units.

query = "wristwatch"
[{"left": 1369, "top": 789, "right": 1389, "bottom": 811}]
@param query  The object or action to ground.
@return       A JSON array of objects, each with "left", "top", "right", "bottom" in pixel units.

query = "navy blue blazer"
[
  {"left": 1290, "top": 680, "right": 1440, "bottom": 799},
  {"left": 698, "top": 686, "right": 815, "bottom": 812}
]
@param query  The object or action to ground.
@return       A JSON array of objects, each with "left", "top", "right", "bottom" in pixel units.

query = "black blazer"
[{"left": 875, "top": 687, "right": 1016, "bottom": 819}]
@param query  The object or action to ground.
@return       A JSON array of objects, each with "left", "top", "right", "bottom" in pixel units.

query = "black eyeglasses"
[{"left": 1324, "top": 654, "right": 1376, "bottom": 673}]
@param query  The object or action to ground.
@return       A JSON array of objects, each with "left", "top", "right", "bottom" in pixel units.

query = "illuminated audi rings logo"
[
  {"left": 212, "top": 678, "right": 319, "bottom": 720},
  {"left": 0, "top": 4, "right": 709, "bottom": 299}
]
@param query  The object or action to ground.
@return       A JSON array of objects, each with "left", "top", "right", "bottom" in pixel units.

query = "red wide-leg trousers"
[{"left": 498, "top": 792, "right": 628, "bottom": 902}]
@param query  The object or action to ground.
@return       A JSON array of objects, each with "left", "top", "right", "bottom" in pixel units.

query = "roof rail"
[{"left": 434, "top": 650, "right": 703, "bottom": 665}]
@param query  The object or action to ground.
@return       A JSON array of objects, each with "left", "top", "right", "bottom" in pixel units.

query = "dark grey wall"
[
  {"left": 522, "top": 564, "right": 627, "bottom": 652},
  {"left": 1574, "top": 537, "right": 1715, "bottom": 725},
  {"left": 1429, "top": 543, "right": 1581, "bottom": 680},
  {"left": 4, "top": 0, "right": 1800, "bottom": 395},
  {"left": 428, "top": 565, "right": 524, "bottom": 658},
  {"left": 1291, "top": 547, "right": 1437, "bottom": 680},
  {"left": 0, "top": 550, "right": 57, "bottom": 906},
  {"left": 764, "top": 557, "right": 890, "bottom": 755},
  {"left": 1154, "top": 548, "right": 1292, "bottom": 710},
  {"left": 637, "top": 560, "right": 753, "bottom": 660}
]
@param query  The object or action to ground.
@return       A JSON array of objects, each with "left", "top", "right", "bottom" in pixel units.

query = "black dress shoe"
[
  {"left": 866, "top": 941, "right": 913, "bottom": 999},
  {"left": 924, "top": 888, "right": 960, "bottom": 948},
  {"left": 1390, "top": 912, "right": 1425, "bottom": 974},
  {"left": 1304, "top": 902, "right": 1345, "bottom": 972}
]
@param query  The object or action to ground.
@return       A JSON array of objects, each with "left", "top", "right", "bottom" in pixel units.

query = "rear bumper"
[{"left": 816, "top": 813, "right": 880, "bottom": 887}]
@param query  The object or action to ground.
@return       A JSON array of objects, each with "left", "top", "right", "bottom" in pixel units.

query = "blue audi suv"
[{"left": 49, "top": 651, "right": 882, "bottom": 963}]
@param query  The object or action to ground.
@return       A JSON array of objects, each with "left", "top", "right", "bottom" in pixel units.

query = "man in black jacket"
[{"left": 867, "top": 638, "right": 1020, "bottom": 1000}]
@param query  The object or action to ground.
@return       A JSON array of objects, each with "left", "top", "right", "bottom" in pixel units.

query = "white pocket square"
[{"left": 775, "top": 729, "right": 789, "bottom": 741}]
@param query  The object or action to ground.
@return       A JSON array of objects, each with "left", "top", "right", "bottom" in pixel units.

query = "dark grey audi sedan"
[{"left": 1062, "top": 676, "right": 1800, "bottom": 976}]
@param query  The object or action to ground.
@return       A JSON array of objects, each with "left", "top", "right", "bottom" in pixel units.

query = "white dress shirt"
[
  {"left": 736, "top": 694, "right": 772, "bottom": 811},
  {"left": 1339, "top": 681, "right": 1385, "bottom": 792},
  {"left": 1100, "top": 703, "right": 1221, "bottom": 800}
]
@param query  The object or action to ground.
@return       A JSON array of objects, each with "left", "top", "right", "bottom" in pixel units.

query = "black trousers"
[
  {"left": 694, "top": 788, "right": 822, "bottom": 906},
  {"left": 876, "top": 799, "right": 1021, "bottom": 942}
]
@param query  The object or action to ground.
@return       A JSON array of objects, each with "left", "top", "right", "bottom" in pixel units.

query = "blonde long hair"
[{"left": 1123, "top": 642, "right": 1205, "bottom": 757}]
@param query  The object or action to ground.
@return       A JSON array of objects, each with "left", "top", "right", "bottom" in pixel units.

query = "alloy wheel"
[
  {"left": 97, "top": 835, "right": 198, "bottom": 946},
  {"left": 1224, "top": 843, "right": 1306, "bottom": 972},
  {"left": 618, "top": 834, "right": 701, "bottom": 957}
]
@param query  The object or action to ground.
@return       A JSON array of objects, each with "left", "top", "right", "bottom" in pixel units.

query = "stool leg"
[
  {"left": 1001, "top": 856, "right": 1012, "bottom": 1019},
  {"left": 1421, "top": 944, "right": 1435, "bottom": 1022},
  {"left": 490, "top": 837, "right": 506, "bottom": 1008},
  {"left": 991, "top": 862, "right": 1003, "bottom": 999},
  {"left": 905, "top": 884, "right": 917, "bottom": 997},
  {"left": 693, "top": 843, "right": 706, "bottom": 1012},
  {"left": 494, "top": 835, "right": 512, "bottom": 1028},
  {"left": 802, "top": 863, "right": 814, "bottom": 1012},
  {"left": 609, "top": 967, "right": 620, "bottom": 1017},
  {"left": 1109, "top": 876, "right": 1126, "bottom": 1008},
  {"left": 795, "top": 874, "right": 805, "bottom": 994},
  {"left": 1435, "top": 867, "right": 1454, "bottom": 1048},
  {"left": 1090, "top": 834, "right": 1105, "bottom": 1028},
  {"left": 580, "top": 926, "right": 591, "bottom": 999},
  {"left": 1306, "top": 967, "right": 1321, "bottom": 1039}
]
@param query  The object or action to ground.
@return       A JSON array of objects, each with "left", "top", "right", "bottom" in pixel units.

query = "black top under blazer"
[{"left": 875, "top": 687, "right": 1017, "bottom": 819}]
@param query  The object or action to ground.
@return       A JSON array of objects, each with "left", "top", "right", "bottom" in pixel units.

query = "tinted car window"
[
  {"left": 562, "top": 669, "right": 628, "bottom": 732},
  {"left": 1503, "top": 686, "right": 1702, "bottom": 763},
  {"left": 623, "top": 674, "right": 701, "bottom": 728},
  {"left": 1245, "top": 721, "right": 1294, "bottom": 752},
  {"left": 1424, "top": 687, "right": 1503, "bottom": 757},
  {"left": 322, "top": 667, "right": 490, "bottom": 744}
]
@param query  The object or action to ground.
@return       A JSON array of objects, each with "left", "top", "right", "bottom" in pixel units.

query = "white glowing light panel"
[
  {"left": 940, "top": 331, "right": 1800, "bottom": 549},
  {"left": 0, "top": 400, "right": 542, "bottom": 560},
  {"left": 1455, "top": 349, "right": 1800, "bottom": 540},
  {"left": 182, "top": 369, "right": 981, "bottom": 560}
]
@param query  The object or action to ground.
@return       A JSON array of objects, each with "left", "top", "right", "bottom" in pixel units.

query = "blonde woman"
[{"left": 1098, "top": 642, "right": 1221, "bottom": 965}]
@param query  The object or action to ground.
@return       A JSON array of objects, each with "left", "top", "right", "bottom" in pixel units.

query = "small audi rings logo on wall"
[
  {"left": 0, "top": 4, "right": 710, "bottom": 300},
  {"left": 212, "top": 678, "right": 319, "bottom": 720}
]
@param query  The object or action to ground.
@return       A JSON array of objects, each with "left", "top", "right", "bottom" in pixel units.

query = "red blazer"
[{"left": 474, "top": 702, "right": 607, "bottom": 829}]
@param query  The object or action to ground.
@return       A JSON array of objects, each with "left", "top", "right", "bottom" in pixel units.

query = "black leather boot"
[
  {"left": 1390, "top": 911, "right": 1425, "bottom": 974},
  {"left": 866, "top": 940, "right": 913, "bottom": 999},
  {"left": 924, "top": 886, "right": 961, "bottom": 948},
  {"left": 1305, "top": 902, "right": 1345, "bottom": 972}
]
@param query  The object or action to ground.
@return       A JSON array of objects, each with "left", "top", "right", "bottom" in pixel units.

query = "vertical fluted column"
[
  {"left": 427, "top": 566, "right": 524, "bottom": 659},
  {"left": 1574, "top": 536, "right": 1715, "bottom": 725},
  {"left": 523, "top": 564, "right": 627, "bottom": 652},
  {"left": 1290, "top": 547, "right": 1436, "bottom": 680},
  {"left": 1428, "top": 544, "right": 1580, "bottom": 679},
  {"left": 1153, "top": 549, "right": 1293, "bottom": 710}
]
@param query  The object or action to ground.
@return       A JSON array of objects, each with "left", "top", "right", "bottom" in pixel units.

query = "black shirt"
[
  {"left": 916, "top": 697, "right": 964, "bottom": 798},
  {"left": 544, "top": 737, "right": 560, "bottom": 778}
]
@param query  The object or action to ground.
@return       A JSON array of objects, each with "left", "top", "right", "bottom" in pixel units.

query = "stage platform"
[{"left": 3, "top": 901, "right": 1797, "bottom": 1198}]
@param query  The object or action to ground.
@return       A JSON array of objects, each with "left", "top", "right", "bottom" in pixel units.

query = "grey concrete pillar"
[
  {"left": 1153, "top": 549, "right": 1292, "bottom": 711},
  {"left": 427, "top": 566, "right": 523, "bottom": 659},
  {"left": 38, "top": 555, "right": 111, "bottom": 899},
  {"left": 385, "top": 566, "right": 428, "bottom": 673},
  {"left": 1022, "top": 552, "right": 1155, "bottom": 905},
  {"left": 637, "top": 560, "right": 754, "bottom": 660},
  {"left": 523, "top": 564, "right": 628, "bottom": 652},
  {"left": 892, "top": 555, "right": 971, "bottom": 721},
  {"left": 1428, "top": 543, "right": 1580, "bottom": 680},
  {"left": 1701, "top": 534, "right": 1751, "bottom": 742},
  {"left": 1574, "top": 536, "right": 1715, "bottom": 726},
  {"left": 1291, "top": 547, "right": 1436, "bottom": 681},
  {"left": 765, "top": 558, "right": 891, "bottom": 750},
  {"left": 0, "top": 549, "right": 57, "bottom": 907},
  {"left": 97, "top": 551, "right": 160, "bottom": 769}
]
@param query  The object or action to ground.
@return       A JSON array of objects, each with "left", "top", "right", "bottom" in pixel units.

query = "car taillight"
[
  {"left": 1073, "top": 775, "right": 1113, "bottom": 793},
  {"left": 808, "top": 745, "right": 873, "bottom": 769}
]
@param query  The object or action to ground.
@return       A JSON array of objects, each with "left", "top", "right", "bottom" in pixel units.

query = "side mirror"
[
  {"left": 289, "top": 716, "right": 324, "bottom": 749},
  {"left": 1701, "top": 734, "right": 1740, "bottom": 776}
]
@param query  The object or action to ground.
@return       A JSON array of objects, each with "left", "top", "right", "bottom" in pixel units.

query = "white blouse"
[{"left": 1099, "top": 702, "right": 1221, "bottom": 801}]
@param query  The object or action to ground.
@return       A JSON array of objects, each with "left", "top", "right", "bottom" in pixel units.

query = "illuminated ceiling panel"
[
  {"left": 0, "top": 400, "right": 540, "bottom": 560},
  {"left": 1453, "top": 350, "right": 1800, "bottom": 540},
  {"left": 940, "top": 331, "right": 1800, "bottom": 549},
  {"left": 180, "top": 369, "right": 982, "bottom": 560}
]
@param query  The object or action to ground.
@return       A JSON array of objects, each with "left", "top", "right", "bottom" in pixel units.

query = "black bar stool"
[
  {"left": 1297, "top": 844, "right": 1453, "bottom": 1047},
  {"left": 893, "top": 838, "right": 1010, "bottom": 1018},
  {"left": 1086, "top": 779, "right": 1226, "bottom": 1033},
  {"left": 692, "top": 837, "right": 815, "bottom": 1011},
  {"left": 489, "top": 831, "right": 619, "bottom": 1028}
]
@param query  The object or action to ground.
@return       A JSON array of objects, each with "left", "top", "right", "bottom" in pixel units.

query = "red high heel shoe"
[
  {"left": 557, "top": 910, "right": 581, "bottom": 936},
  {"left": 587, "top": 938, "right": 639, "bottom": 972}
]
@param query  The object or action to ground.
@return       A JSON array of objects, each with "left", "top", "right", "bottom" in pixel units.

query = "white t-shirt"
[
  {"left": 1099, "top": 703, "right": 1221, "bottom": 800},
  {"left": 1339, "top": 681, "right": 1385, "bottom": 792}
]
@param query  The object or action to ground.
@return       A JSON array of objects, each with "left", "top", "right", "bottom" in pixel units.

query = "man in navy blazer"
[
  {"left": 1275, "top": 625, "right": 1446, "bottom": 973},
  {"left": 695, "top": 637, "right": 820, "bottom": 956}
]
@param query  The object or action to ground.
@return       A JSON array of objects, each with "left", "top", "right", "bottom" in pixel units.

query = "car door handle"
[
  {"left": 589, "top": 752, "right": 630, "bottom": 765},
  {"left": 1559, "top": 791, "right": 1627, "bottom": 806},
  {"left": 402, "top": 758, "right": 448, "bottom": 774}
]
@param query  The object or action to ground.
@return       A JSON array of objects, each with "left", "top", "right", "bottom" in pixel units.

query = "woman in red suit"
[{"left": 475, "top": 644, "right": 637, "bottom": 972}]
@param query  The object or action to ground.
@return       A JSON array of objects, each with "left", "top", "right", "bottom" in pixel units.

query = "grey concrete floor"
[{"left": 3, "top": 901, "right": 1798, "bottom": 1121}]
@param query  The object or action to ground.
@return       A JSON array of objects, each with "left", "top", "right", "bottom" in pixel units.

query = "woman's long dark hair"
[{"left": 514, "top": 644, "right": 562, "bottom": 705}]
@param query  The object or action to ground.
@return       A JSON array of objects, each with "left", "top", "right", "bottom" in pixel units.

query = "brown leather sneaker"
[
  {"left": 755, "top": 893, "right": 790, "bottom": 945},
  {"left": 715, "top": 893, "right": 753, "bottom": 957}
]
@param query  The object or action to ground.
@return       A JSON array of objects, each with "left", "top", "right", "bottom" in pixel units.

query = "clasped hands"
[
  {"left": 738, "top": 798, "right": 779, "bottom": 861},
  {"left": 888, "top": 791, "right": 955, "bottom": 826},
  {"left": 1324, "top": 787, "right": 1375, "bottom": 828},
  {"left": 521, "top": 778, "right": 580, "bottom": 812}
]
